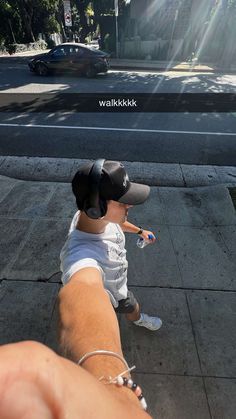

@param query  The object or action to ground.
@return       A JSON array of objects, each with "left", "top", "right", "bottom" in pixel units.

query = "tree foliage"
[
  {"left": 72, "top": 0, "right": 91, "bottom": 42},
  {"left": 92, "top": 0, "right": 128, "bottom": 18},
  {"left": 0, "top": 0, "right": 63, "bottom": 44},
  {"left": 0, "top": 0, "right": 130, "bottom": 46}
]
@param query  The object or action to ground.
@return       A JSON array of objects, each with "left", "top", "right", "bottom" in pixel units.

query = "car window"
[
  {"left": 87, "top": 45, "right": 99, "bottom": 52},
  {"left": 68, "top": 46, "right": 77, "bottom": 55},
  {"left": 70, "top": 46, "right": 85, "bottom": 56},
  {"left": 52, "top": 47, "right": 67, "bottom": 57}
]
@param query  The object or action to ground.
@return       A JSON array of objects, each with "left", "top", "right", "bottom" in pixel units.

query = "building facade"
[{"left": 120, "top": 0, "right": 227, "bottom": 63}]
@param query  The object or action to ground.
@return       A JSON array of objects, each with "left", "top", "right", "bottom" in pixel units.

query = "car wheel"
[
  {"left": 85, "top": 66, "right": 97, "bottom": 78},
  {"left": 35, "top": 62, "right": 48, "bottom": 76}
]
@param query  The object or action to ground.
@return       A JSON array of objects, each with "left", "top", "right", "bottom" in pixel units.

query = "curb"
[{"left": 0, "top": 156, "right": 236, "bottom": 188}]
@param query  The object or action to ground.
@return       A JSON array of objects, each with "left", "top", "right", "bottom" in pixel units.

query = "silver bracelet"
[{"left": 78, "top": 350, "right": 129, "bottom": 370}]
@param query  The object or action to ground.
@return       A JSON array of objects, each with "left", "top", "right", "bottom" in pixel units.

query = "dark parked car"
[{"left": 28, "top": 43, "right": 109, "bottom": 78}]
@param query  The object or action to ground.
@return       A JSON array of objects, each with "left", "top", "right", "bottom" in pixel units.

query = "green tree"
[
  {"left": 0, "top": 0, "right": 63, "bottom": 44},
  {"left": 7, "top": 0, "right": 36, "bottom": 42},
  {"left": 72, "top": 0, "right": 92, "bottom": 42},
  {"left": 93, "top": 0, "right": 114, "bottom": 18},
  {"left": 92, "top": 0, "right": 129, "bottom": 52},
  {"left": 0, "top": 1, "right": 21, "bottom": 44},
  {"left": 92, "top": 0, "right": 128, "bottom": 19}
]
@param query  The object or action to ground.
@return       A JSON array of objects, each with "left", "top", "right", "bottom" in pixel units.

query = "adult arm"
[
  {"left": 0, "top": 269, "right": 152, "bottom": 419},
  {"left": 57, "top": 267, "right": 151, "bottom": 416}
]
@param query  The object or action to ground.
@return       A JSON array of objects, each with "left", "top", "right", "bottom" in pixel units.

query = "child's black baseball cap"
[{"left": 72, "top": 160, "right": 150, "bottom": 207}]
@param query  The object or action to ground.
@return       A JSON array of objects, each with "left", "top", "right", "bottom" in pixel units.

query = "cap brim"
[{"left": 118, "top": 182, "right": 150, "bottom": 205}]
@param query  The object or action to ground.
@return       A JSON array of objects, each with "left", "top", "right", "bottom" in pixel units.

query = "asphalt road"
[{"left": 0, "top": 62, "right": 236, "bottom": 165}]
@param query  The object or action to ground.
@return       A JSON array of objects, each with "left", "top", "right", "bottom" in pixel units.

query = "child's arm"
[{"left": 119, "top": 221, "right": 156, "bottom": 243}]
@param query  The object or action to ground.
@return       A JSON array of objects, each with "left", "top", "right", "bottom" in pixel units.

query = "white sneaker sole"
[{"left": 134, "top": 318, "right": 162, "bottom": 331}]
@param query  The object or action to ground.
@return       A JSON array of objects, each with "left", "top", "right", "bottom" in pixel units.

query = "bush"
[
  {"left": 45, "top": 37, "right": 55, "bottom": 49},
  {"left": 0, "top": 44, "right": 7, "bottom": 54},
  {"left": 6, "top": 44, "right": 17, "bottom": 55},
  {"left": 5, "top": 40, "right": 48, "bottom": 55},
  {"left": 29, "top": 40, "right": 48, "bottom": 50},
  {"left": 14, "top": 44, "right": 28, "bottom": 52}
]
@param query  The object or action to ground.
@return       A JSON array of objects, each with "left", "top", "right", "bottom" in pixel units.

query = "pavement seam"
[
  {"left": 36, "top": 271, "right": 61, "bottom": 283},
  {"left": 180, "top": 164, "right": 187, "bottom": 187},
  {"left": 185, "top": 292, "right": 213, "bottom": 419},
  {"left": 134, "top": 371, "right": 236, "bottom": 380},
  {"left": 1, "top": 280, "right": 235, "bottom": 294},
  {"left": 43, "top": 284, "right": 60, "bottom": 346},
  {"left": 129, "top": 285, "right": 236, "bottom": 293},
  {"left": 153, "top": 188, "right": 186, "bottom": 286},
  {"left": 31, "top": 158, "right": 41, "bottom": 178},
  {"left": 156, "top": 188, "right": 168, "bottom": 226},
  {"left": 165, "top": 225, "right": 185, "bottom": 288}
]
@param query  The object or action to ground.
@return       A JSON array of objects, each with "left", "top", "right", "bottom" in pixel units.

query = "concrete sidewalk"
[{"left": 0, "top": 172, "right": 235, "bottom": 419}]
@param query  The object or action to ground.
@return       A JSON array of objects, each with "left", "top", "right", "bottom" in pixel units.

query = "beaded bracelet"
[
  {"left": 78, "top": 350, "right": 148, "bottom": 411},
  {"left": 99, "top": 369, "right": 147, "bottom": 411}
]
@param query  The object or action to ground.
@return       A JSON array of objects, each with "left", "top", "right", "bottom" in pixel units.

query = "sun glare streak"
[
  {"left": 140, "top": 1, "right": 189, "bottom": 98},
  {"left": 136, "top": 1, "right": 190, "bottom": 94},
  {"left": 191, "top": 1, "right": 222, "bottom": 65},
  {"left": 130, "top": 1, "right": 228, "bottom": 126},
  {"left": 143, "top": 0, "right": 166, "bottom": 16},
  {"left": 131, "top": 1, "right": 185, "bottom": 125},
  {"left": 177, "top": 1, "right": 222, "bottom": 95}
]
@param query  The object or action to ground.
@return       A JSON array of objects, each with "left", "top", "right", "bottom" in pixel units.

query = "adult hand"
[{"left": 0, "top": 341, "right": 151, "bottom": 419}]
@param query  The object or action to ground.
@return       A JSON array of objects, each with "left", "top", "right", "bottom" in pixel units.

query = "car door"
[
  {"left": 47, "top": 46, "right": 70, "bottom": 72},
  {"left": 68, "top": 46, "right": 88, "bottom": 73}
]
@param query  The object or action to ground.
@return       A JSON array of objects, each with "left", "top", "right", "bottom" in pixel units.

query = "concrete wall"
[
  {"left": 121, "top": 38, "right": 184, "bottom": 60},
  {"left": 50, "top": 33, "right": 63, "bottom": 46}
]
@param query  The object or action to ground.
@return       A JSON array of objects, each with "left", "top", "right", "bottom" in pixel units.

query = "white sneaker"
[{"left": 133, "top": 313, "right": 162, "bottom": 331}]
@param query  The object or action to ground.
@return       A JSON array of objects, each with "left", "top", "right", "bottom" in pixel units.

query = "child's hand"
[{"left": 140, "top": 230, "right": 156, "bottom": 243}]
